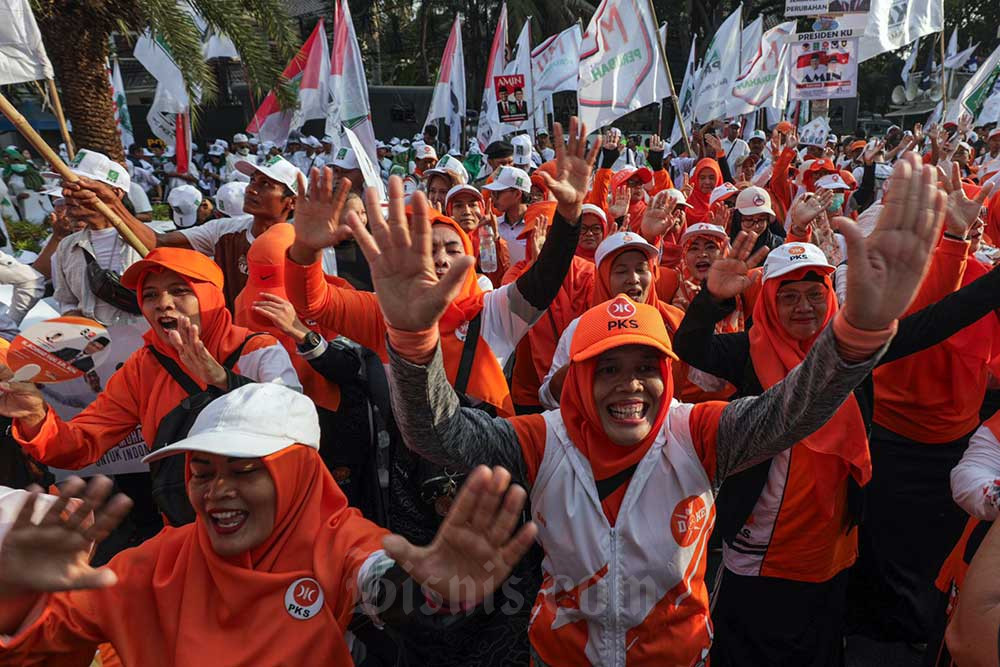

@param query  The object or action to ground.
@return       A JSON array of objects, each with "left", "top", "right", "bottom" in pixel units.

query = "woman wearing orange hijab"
[
  {"left": 685, "top": 158, "right": 724, "bottom": 223},
  {"left": 346, "top": 144, "right": 943, "bottom": 665},
  {"left": 0, "top": 383, "right": 536, "bottom": 665}
]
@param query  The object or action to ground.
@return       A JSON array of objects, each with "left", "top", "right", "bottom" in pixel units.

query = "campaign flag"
[
  {"left": 694, "top": 5, "right": 743, "bottom": 123},
  {"left": 328, "top": 0, "right": 377, "bottom": 167},
  {"left": 859, "top": 0, "right": 943, "bottom": 62},
  {"left": 476, "top": 2, "right": 507, "bottom": 149},
  {"left": 578, "top": 0, "right": 671, "bottom": 130},
  {"left": 135, "top": 30, "right": 198, "bottom": 162},
  {"left": 948, "top": 43, "right": 1000, "bottom": 124},
  {"left": 944, "top": 43, "right": 978, "bottom": 70},
  {"left": 108, "top": 60, "right": 134, "bottom": 153},
  {"left": 741, "top": 16, "right": 764, "bottom": 73},
  {"left": 900, "top": 37, "right": 920, "bottom": 84},
  {"left": 247, "top": 20, "right": 328, "bottom": 146},
  {"left": 789, "top": 34, "right": 859, "bottom": 100},
  {"left": 500, "top": 19, "right": 534, "bottom": 132},
  {"left": 978, "top": 89, "right": 1000, "bottom": 126},
  {"left": 669, "top": 37, "right": 698, "bottom": 150},
  {"left": 945, "top": 28, "right": 958, "bottom": 62},
  {"left": 531, "top": 24, "right": 581, "bottom": 109},
  {"left": 0, "top": 0, "right": 52, "bottom": 85},
  {"left": 424, "top": 16, "right": 467, "bottom": 152},
  {"left": 729, "top": 21, "right": 797, "bottom": 116}
]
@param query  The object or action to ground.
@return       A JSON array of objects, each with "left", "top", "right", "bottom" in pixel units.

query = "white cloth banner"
[
  {"left": 789, "top": 32, "right": 859, "bottom": 100},
  {"left": 109, "top": 60, "right": 134, "bottom": 153},
  {"left": 948, "top": 43, "right": 1000, "bottom": 124},
  {"left": 327, "top": 0, "right": 377, "bottom": 168},
  {"left": 134, "top": 30, "right": 193, "bottom": 109},
  {"left": 0, "top": 0, "right": 53, "bottom": 86},
  {"left": 741, "top": 16, "right": 763, "bottom": 73},
  {"left": 476, "top": 2, "right": 507, "bottom": 149},
  {"left": 694, "top": 4, "right": 743, "bottom": 123},
  {"left": 979, "top": 90, "right": 1000, "bottom": 126},
  {"left": 859, "top": 0, "right": 943, "bottom": 62},
  {"left": 578, "top": 0, "right": 671, "bottom": 130},
  {"left": 901, "top": 37, "right": 920, "bottom": 84},
  {"left": 670, "top": 37, "right": 698, "bottom": 151},
  {"left": 424, "top": 16, "right": 467, "bottom": 152},
  {"left": 531, "top": 24, "right": 581, "bottom": 103},
  {"left": 290, "top": 18, "right": 330, "bottom": 130},
  {"left": 944, "top": 44, "right": 978, "bottom": 70},
  {"left": 730, "top": 21, "right": 797, "bottom": 116}
]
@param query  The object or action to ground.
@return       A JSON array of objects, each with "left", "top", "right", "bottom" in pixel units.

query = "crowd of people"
[{"left": 0, "top": 110, "right": 997, "bottom": 667}]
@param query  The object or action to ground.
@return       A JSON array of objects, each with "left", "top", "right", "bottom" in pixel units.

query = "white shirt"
[
  {"left": 722, "top": 138, "right": 750, "bottom": 175},
  {"left": 496, "top": 212, "right": 527, "bottom": 265},
  {"left": 52, "top": 227, "right": 145, "bottom": 326},
  {"left": 129, "top": 183, "right": 152, "bottom": 215}
]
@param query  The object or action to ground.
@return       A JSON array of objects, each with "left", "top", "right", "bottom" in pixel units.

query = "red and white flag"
[
  {"left": 424, "top": 16, "right": 466, "bottom": 153},
  {"left": 327, "top": 0, "right": 377, "bottom": 167},
  {"left": 476, "top": 2, "right": 507, "bottom": 149},
  {"left": 247, "top": 19, "right": 329, "bottom": 146}
]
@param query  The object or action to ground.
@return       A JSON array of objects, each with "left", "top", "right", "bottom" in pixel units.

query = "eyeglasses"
[
  {"left": 741, "top": 215, "right": 769, "bottom": 227},
  {"left": 581, "top": 224, "right": 604, "bottom": 236},
  {"left": 775, "top": 288, "right": 827, "bottom": 308}
]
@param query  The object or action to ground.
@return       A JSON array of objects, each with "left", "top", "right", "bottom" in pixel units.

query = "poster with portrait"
[
  {"left": 494, "top": 74, "right": 529, "bottom": 123},
  {"left": 790, "top": 33, "right": 859, "bottom": 100},
  {"left": 7, "top": 317, "right": 113, "bottom": 383}
]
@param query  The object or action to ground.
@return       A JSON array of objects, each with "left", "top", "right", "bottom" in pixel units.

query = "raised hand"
[
  {"left": 0, "top": 476, "right": 132, "bottom": 596},
  {"left": 602, "top": 129, "right": 621, "bottom": 155},
  {"left": 706, "top": 231, "right": 768, "bottom": 301},
  {"left": 703, "top": 133, "right": 722, "bottom": 156},
  {"left": 168, "top": 315, "right": 227, "bottom": 388},
  {"left": 681, "top": 181, "right": 694, "bottom": 200},
  {"left": 347, "top": 177, "right": 474, "bottom": 332},
  {"left": 528, "top": 215, "right": 548, "bottom": 258},
  {"left": 288, "top": 167, "right": 352, "bottom": 265},
  {"left": 863, "top": 140, "right": 884, "bottom": 165},
  {"left": 253, "top": 293, "right": 311, "bottom": 342},
  {"left": 640, "top": 190, "right": 679, "bottom": 238},
  {"left": 382, "top": 466, "right": 537, "bottom": 608},
  {"left": 912, "top": 123, "right": 924, "bottom": 145},
  {"left": 537, "top": 117, "right": 602, "bottom": 221},
  {"left": 790, "top": 190, "right": 833, "bottom": 232},
  {"left": 649, "top": 134, "right": 665, "bottom": 153},
  {"left": 786, "top": 129, "right": 799, "bottom": 152},
  {"left": 607, "top": 185, "right": 629, "bottom": 219},
  {"left": 841, "top": 152, "right": 946, "bottom": 331},
  {"left": 940, "top": 162, "right": 995, "bottom": 237},
  {"left": 708, "top": 204, "right": 733, "bottom": 232}
]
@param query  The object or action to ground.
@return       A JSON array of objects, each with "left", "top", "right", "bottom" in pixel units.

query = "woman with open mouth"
[
  {"left": 0, "top": 383, "right": 535, "bottom": 665},
  {"left": 345, "top": 143, "right": 945, "bottom": 665}
]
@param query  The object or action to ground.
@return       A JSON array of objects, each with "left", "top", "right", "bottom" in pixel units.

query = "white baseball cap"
[
  {"left": 167, "top": 185, "right": 203, "bottom": 229},
  {"left": 666, "top": 188, "right": 692, "bottom": 208},
  {"left": 232, "top": 133, "right": 249, "bottom": 144},
  {"left": 762, "top": 242, "right": 834, "bottom": 282},
  {"left": 445, "top": 184, "right": 483, "bottom": 209},
  {"left": 425, "top": 154, "right": 469, "bottom": 185},
  {"left": 814, "top": 173, "right": 851, "bottom": 190},
  {"left": 827, "top": 133, "right": 839, "bottom": 144},
  {"left": 594, "top": 231, "right": 659, "bottom": 268},
  {"left": 748, "top": 130, "right": 767, "bottom": 142},
  {"left": 45, "top": 149, "right": 131, "bottom": 194},
  {"left": 511, "top": 135, "right": 533, "bottom": 167},
  {"left": 142, "top": 383, "right": 320, "bottom": 464},
  {"left": 735, "top": 186, "right": 775, "bottom": 217},
  {"left": 208, "top": 144, "right": 225, "bottom": 157},
  {"left": 483, "top": 166, "right": 531, "bottom": 193},
  {"left": 235, "top": 154, "right": 302, "bottom": 194},
  {"left": 988, "top": 127, "right": 1000, "bottom": 141},
  {"left": 680, "top": 222, "right": 728, "bottom": 245},
  {"left": 391, "top": 144, "right": 409, "bottom": 156},
  {"left": 414, "top": 143, "right": 438, "bottom": 161},
  {"left": 580, "top": 203, "right": 608, "bottom": 226},
  {"left": 709, "top": 183, "right": 740, "bottom": 207},
  {"left": 215, "top": 181, "right": 248, "bottom": 217},
  {"left": 332, "top": 146, "right": 360, "bottom": 170}
]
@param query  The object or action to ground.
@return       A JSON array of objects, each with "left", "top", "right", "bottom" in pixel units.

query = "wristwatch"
[{"left": 297, "top": 330, "right": 323, "bottom": 353}]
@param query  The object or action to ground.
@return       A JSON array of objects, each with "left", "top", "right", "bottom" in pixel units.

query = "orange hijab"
[
  {"left": 686, "top": 159, "right": 723, "bottom": 223},
  {"left": 675, "top": 232, "right": 745, "bottom": 334},
  {"left": 591, "top": 246, "right": 685, "bottom": 332},
  {"left": 76, "top": 445, "right": 387, "bottom": 665},
  {"left": 748, "top": 266, "right": 870, "bottom": 517},
  {"left": 234, "top": 223, "right": 349, "bottom": 411}
]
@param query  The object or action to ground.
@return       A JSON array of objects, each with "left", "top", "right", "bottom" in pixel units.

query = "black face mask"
[{"left": 82, "top": 248, "right": 141, "bottom": 315}]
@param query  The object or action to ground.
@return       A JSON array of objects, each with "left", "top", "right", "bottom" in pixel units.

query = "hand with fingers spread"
[
  {"left": 537, "top": 117, "right": 602, "bottom": 222},
  {"left": 707, "top": 231, "right": 768, "bottom": 301},
  {"left": 168, "top": 315, "right": 227, "bottom": 388},
  {"left": 648, "top": 134, "right": 665, "bottom": 153},
  {"left": 640, "top": 191, "right": 680, "bottom": 239},
  {"left": 607, "top": 185, "right": 630, "bottom": 219},
  {"left": 703, "top": 133, "right": 722, "bottom": 156},
  {"left": 382, "top": 466, "right": 537, "bottom": 608},
  {"left": 840, "top": 153, "right": 947, "bottom": 331},
  {"left": 346, "top": 177, "right": 474, "bottom": 332},
  {"left": 681, "top": 181, "right": 695, "bottom": 200},
  {"left": 790, "top": 190, "right": 833, "bottom": 233},
  {"left": 939, "top": 162, "right": 995, "bottom": 238},
  {"left": 288, "top": 167, "right": 353, "bottom": 265},
  {"left": 0, "top": 476, "right": 132, "bottom": 596},
  {"left": 602, "top": 129, "right": 621, "bottom": 155},
  {"left": 786, "top": 130, "right": 799, "bottom": 152},
  {"left": 528, "top": 216, "right": 548, "bottom": 259},
  {"left": 863, "top": 140, "right": 884, "bottom": 165},
  {"left": 253, "top": 293, "right": 311, "bottom": 343},
  {"left": 708, "top": 204, "right": 733, "bottom": 234}
]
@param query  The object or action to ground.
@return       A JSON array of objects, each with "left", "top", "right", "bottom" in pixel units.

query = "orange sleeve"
[
  {"left": 501, "top": 259, "right": 530, "bottom": 286},
  {"left": 770, "top": 148, "right": 796, "bottom": 214},
  {"left": 587, "top": 168, "right": 613, "bottom": 210},
  {"left": 510, "top": 413, "right": 548, "bottom": 484},
  {"left": 12, "top": 361, "right": 143, "bottom": 470},
  {"left": 904, "top": 237, "right": 968, "bottom": 316},
  {"left": 651, "top": 169, "right": 673, "bottom": 194},
  {"left": 785, "top": 227, "right": 812, "bottom": 243},
  {"left": 688, "top": 402, "right": 728, "bottom": 484},
  {"left": 284, "top": 255, "right": 388, "bottom": 359}
]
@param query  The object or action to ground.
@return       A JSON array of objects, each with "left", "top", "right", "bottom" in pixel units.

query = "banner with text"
[{"left": 790, "top": 31, "right": 859, "bottom": 100}]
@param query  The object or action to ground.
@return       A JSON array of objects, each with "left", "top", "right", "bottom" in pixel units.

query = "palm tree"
[{"left": 30, "top": 0, "right": 298, "bottom": 163}]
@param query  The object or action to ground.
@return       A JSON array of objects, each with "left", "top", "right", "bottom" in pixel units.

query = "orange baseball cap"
[
  {"left": 776, "top": 121, "right": 794, "bottom": 134},
  {"left": 848, "top": 140, "right": 867, "bottom": 153},
  {"left": 570, "top": 296, "right": 678, "bottom": 363},
  {"left": 122, "top": 247, "right": 225, "bottom": 290},
  {"left": 516, "top": 201, "right": 557, "bottom": 239}
]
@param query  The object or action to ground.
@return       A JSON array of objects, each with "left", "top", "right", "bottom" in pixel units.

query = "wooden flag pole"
[
  {"left": 0, "top": 92, "right": 149, "bottom": 256},
  {"left": 45, "top": 79, "right": 74, "bottom": 160},
  {"left": 646, "top": 0, "right": 690, "bottom": 155}
]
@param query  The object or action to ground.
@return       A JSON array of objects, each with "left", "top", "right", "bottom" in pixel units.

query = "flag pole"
[
  {"left": 527, "top": 17, "right": 538, "bottom": 142},
  {"left": 646, "top": 0, "right": 690, "bottom": 155},
  {"left": 939, "top": 30, "right": 948, "bottom": 119},
  {"left": 0, "top": 92, "right": 148, "bottom": 256},
  {"left": 45, "top": 79, "right": 74, "bottom": 160}
]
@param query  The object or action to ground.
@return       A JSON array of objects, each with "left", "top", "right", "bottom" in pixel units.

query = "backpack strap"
[
  {"left": 222, "top": 332, "right": 265, "bottom": 368},
  {"left": 453, "top": 313, "right": 482, "bottom": 397},
  {"left": 147, "top": 333, "right": 266, "bottom": 397}
]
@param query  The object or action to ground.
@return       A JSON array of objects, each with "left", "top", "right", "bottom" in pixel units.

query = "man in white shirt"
[
  {"left": 483, "top": 165, "right": 531, "bottom": 264},
  {"left": 976, "top": 127, "right": 1000, "bottom": 177},
  {"left": 721, "top": 120, "right": 750, "bottom": 174}
]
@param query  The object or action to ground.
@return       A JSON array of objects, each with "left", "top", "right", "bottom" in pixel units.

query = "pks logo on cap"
[
  {"left": 607, "top": 296, "right": 637, "bottom": 319},
  {"left": 753, "top": 195, "right": 765, "bottom": 206},
  {"left": 106, "top": 171, "right": 119, "bottom": 183},
  {"left": 787, "top": 245, "right": 806, "bottom": 255},
  {"left": 515, "top": 177, "right": 524, "bottom": 187},
  {"left": 285, "top": 577, "right": 324, "bottom": 620},
  {"left": 266, "top": 155, "right": 283, "bottom": 167},
  {"left": 71, "top": 153, "right": 84, "bottom": 167},
  {"left": 337, "top": 148, "right": 348, "bottom": 159}
]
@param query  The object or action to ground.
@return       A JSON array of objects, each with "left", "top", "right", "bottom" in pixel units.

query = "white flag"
[
  {"left": 501, "top": 19, "right": 534, "bottom": 133},
  {"left": 578, "top": 0, "right": 671, "bottom": 130},
  {"left": 134, "top": 30, "right": 194, "bottom": 109},
  {"left": 0, "top": 0, "right": 52, "bottom": 86},
  {"left": 531, "top": 24, "right": 581, "bottom": 105},
  {"left": 108, "top": 60, "right": 134, "bottom": 152},
  {"left": 945, "top": 28, "right": 958, "bottom": 61},
  {"left": 948, "top": 43, "right": 1000, "bottom": 124},
  {"left": 859, "top": 0, "right": 944, "bottom": 62},
  {"left": 669, "top": 37, "right": 697, "bottom": 151},
  {"left": 477, "top": 3, "right": 507, "bottom": 149},
  {"left": 979, "top": 90, "right": 1000, "bottom": 126},
  {"left": 741, "top": 16, "right": 763, "bottom": 73},
  {"left": 694, "top": 5, "right": 742, "bottom": 123},
  {"left": 944, "top": 43, "right": 977, "bottom": 70},
  {"left": 343, "top": 126, "right": 386, "bottom": 202},
  {"left": 729, "top": 21, "right": 796, "bottom": 117},
  {"left": 901, "top": 37, "right": 920, "bottom": 84},
  {"left": 424, "top": 16, "right": 466, "bottom": 153},
  {"left": 327, "top": 0, "right": 377, "bottom": 168}
]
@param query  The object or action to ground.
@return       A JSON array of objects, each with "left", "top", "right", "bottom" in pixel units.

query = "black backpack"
[{"left": 146, "top": 334, "right": 262, "bottom": 526}]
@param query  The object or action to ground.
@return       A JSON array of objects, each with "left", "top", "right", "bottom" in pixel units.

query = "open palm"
[
  {"left": 291, "top": 167, "right": 353, "bottom": 254},
  {"left": 640, "top": 191, "right": 678, "bottom": 238},
  {"left": 538, "top": 117, "right": 602, "bottom": 222},
  {"left": 940, "top": 162, "right": 994, "bottom": 237},
  {"left": 707, "top": 231, "right": 768, "bottom": 300}
]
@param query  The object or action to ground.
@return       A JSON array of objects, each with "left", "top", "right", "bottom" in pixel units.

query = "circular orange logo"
[
  {"left": 671, "top": 495, "right": 708, "bottom": 547},
  {"left": 786, "top": 245, "right": 806, "bottom": 255},
  {"left": 285, "top": 577, "right": 324, "bottom": 620},
  {"left": 607, "top": 296, "right": 636, "bottom": 319}
]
